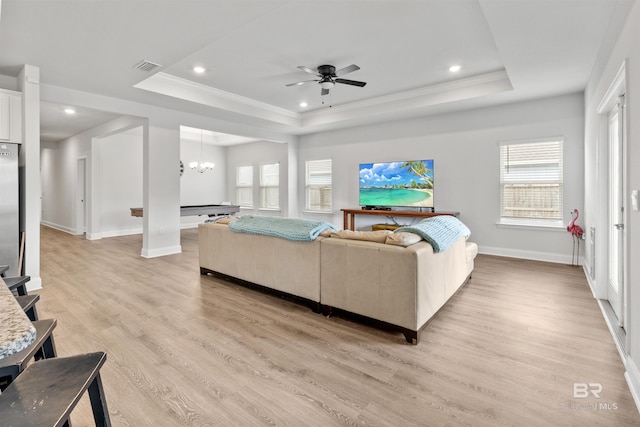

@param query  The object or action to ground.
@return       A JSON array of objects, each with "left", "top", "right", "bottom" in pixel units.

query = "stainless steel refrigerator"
[{"left": 0, "top": 142, "right": 19, "bottom": 277}]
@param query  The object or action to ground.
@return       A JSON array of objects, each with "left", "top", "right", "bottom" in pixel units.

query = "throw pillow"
[
  {"left": 211, "top": 216, "right": 237, "bottom": 225},
  {"left": 385, "top": 232, "right": 422, "bottom": 247}
]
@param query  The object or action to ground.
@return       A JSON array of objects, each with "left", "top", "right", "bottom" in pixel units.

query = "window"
[
  {"left": 259, "top": 163, "right": 279, "bottom": 209},
  {"left": 236, "top": 165, "right": 253, "bottom": 208},
  {"left": 499, "top": 138, "right": 563, "bottom": 226},
  {"left": 305, "top": 159, "right": 332, "bottom": 212}
]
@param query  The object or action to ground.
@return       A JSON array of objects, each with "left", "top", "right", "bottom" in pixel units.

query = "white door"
[{"left": 607, "top": 97, "right": 625, "bottom": 326}]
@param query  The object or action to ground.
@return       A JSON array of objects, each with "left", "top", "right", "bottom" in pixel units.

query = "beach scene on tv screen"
[{"left": 359, "top": 160, "right": 434, "bottom": 208}]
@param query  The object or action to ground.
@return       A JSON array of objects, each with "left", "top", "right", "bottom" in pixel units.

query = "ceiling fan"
[{"left": 286, "top": 64, "right": 367, "bottom": 96}]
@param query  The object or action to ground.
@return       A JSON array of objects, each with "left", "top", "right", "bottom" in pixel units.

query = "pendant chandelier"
[{"left": 189, "top": 130, "right": 215, "bottom": 173}]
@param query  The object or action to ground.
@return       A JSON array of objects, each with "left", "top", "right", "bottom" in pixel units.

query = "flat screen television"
[{"left": 359, "top": 159, "right": 434, "bottom": 209}]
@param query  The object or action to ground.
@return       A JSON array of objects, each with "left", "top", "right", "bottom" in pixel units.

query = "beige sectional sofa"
[
  {"left": 321, "top": 236, "right": 476, "bottom": 344},
  {"left": 198, "top": 222, "right": 324, "bottom": 311},
  {"left": 198, "top": 222, "right": 477, "bottom": 344}
]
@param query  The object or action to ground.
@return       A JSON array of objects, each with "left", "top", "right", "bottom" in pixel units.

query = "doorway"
[{"left": 596, "top": 61, "right": 628, "bottom": 353}]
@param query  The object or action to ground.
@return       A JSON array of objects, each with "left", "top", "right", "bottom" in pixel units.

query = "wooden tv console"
[{"left": 341, "top": 208, "right": 459, "bottom": 231}]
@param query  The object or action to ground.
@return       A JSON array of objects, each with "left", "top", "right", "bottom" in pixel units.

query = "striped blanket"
[{"left": 229, "top": 215, "right": 336, "bottom": 241}]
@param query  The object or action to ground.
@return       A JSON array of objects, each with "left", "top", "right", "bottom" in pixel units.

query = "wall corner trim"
[{"left": 25, "top": 277, "right": 42, "bottom": 292}]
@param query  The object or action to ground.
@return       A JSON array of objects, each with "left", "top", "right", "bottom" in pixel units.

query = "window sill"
[
  {"left": 303, "top": 210, "right": 334, "bottom": 215},
  {"left": 496, "top": 219, "right": 565, "bottom": 231}
]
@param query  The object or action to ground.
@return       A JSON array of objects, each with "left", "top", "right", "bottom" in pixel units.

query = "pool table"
[{"left": 130, "top": 204, "right": 240, "bottom": 218}]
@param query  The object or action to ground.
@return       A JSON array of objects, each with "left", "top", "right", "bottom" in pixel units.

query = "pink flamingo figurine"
[{"left": 567, "top": 209, "right": 584, "bottom": 266}]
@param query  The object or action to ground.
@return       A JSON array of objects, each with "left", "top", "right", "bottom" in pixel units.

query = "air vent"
[{"left": 133, "top": 60, "right": 162, "bottom": 73}]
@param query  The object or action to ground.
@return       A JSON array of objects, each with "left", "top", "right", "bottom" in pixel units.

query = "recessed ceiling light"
[
  {"left": 449, "top": 65, "right": 461, "bottom": 73},
  {"left": 193, "top": 66, "right": 206, "bottom": 74},
  {"left": 299, "top": 102, "right": 308, "bottom": 108},
  {"left": 64, "top": 108, "right": 76, "bottom": 115}
]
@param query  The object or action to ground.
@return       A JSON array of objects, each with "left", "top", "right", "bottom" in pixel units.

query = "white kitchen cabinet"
[{"left": 0, "top": 90, "right": 23, "bottom": 143}]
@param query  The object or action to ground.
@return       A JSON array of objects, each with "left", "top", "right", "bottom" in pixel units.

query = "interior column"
[
  {"left": 18, "top": 65, "right": 41, "bottom": 290},
  {"left": 142, "top": 122, "right": 181, "bottom": 258}
]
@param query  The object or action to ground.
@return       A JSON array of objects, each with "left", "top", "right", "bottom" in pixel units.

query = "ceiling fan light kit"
[{"left": 320, "top": 80, "right": 334, "bottom": 89}]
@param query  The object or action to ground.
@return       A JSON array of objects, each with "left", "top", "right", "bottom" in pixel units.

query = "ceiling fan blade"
[
  {"left": 298, "top": 65, "right": 320, "bottom": 76},
  {"left": 285, "top": 79, "right": 319, "bottom": 87},
  {"left": 335, "top": 78, "right": 367, "bottom": 87},
  {"left": 335, "top": 64, "right": 360, "bottom": 76},
  {"left": 321, "top": 87, "right": 330, "bottom": 96}
]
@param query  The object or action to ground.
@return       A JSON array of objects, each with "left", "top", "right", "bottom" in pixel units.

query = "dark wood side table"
[{"left": 341, "top": 209, "right": 459, "bottom": 231}]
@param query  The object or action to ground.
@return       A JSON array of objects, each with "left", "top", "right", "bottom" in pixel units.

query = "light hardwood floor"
[{"left": 33, "top": 225, "right": 639, "bottom": 426}]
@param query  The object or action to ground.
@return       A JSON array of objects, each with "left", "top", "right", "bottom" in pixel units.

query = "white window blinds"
[
  {"left": 305, "top": 159, "right": 332, "bottom": 212},
  {"left": 499, "top": 139, "right": 563, "bottom": 224},
  {"left": 260, "top": 163, "right": 279, "bottom": 209},
  {"left": 236, "top": 165, "right": 253, "bottom": 208}
]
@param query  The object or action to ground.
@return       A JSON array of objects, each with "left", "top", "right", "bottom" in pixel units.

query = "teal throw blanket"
[
  {"left": 394, "top": 216, "right": 470, "bottom": 253},
  {"left": 229, "top": 215, "right": 336, "bottom": 241}
]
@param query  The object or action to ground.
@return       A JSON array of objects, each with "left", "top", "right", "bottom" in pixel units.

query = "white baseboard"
[
  {"left": 597, "top": 298, "right": 627, "bottom": 364},
  {"left": 583, "top": 264, "right": 598, "bottom": 298},
  {"left": 42, "top": 221, "right": 143, "bottom": 239},
  {"left": 479, "top": 245, "right": 582, "bottom": 265},
  {"left": 594, "top": 291, "right": 640, "bottom": 415},
  {"left": 141, "top": 245, "right": 182, "bottom": 258},
  {"left": 86, "top": 228, "right": 144, "bottom": 240},
  {"left": 625, "top": 357, "right": 640, "bottom": 414},
  {"left": 40, "top": 221, "right": 76, "bottom": 235},
  {"left": 100, "top": 228, "right": 143, "bottom": 238}
]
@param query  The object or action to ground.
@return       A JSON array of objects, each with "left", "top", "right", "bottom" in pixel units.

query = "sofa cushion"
[
  {"left": 319, "top": 228, "right": 338, "bottom": 237},
  {"left": 334, "top": 229, "right": 392, "bottom": 243},
  {"left": 385, "top": 231, "right": 423, "bottom": 247}
]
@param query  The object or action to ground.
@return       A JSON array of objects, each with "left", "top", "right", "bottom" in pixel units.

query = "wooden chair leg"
[
  {"left": 88, "top": 373, "right": 111, "bottom": 427},
  {"left": 25, "top": 304, "right": 38, "bottom": 321},
  {"left": 35, "top": 333, "right": 57, "bottom": 361}
]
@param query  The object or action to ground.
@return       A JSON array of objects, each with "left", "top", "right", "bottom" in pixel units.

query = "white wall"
[
  {"left": 584, "top": 0, "right": 640, "bottom": 408},
  {"left": 180, "top": 136, "right": 227, "bottom": 227},
  {"left": 299, "top": 92, "right": 585, "bottom": 264},
  {"left": 41, "top": 139, "right": 82, "bottom": 234},
  {"left": 39, "top": 116, "right": 145, "bottom": 238},
  {"left": 226, "top": 140, "right": 289, "bottom": 216},
  {"left": 98, "top": 128, "right": 143, "bottom": 237}
]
